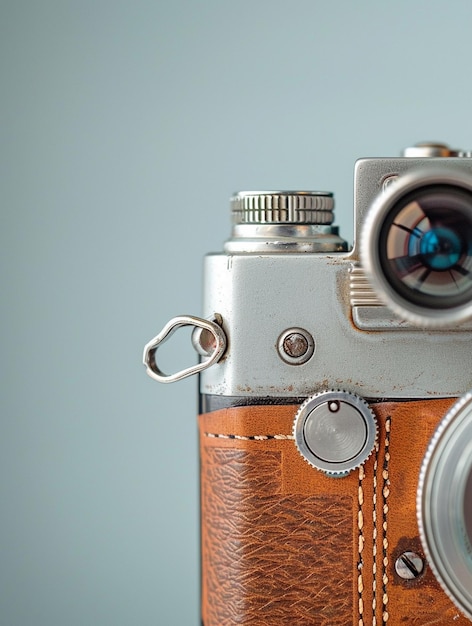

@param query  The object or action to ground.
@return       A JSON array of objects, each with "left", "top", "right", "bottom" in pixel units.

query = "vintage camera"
[{"left": 144, "top": 142, "right": 472, "bottom": 625}]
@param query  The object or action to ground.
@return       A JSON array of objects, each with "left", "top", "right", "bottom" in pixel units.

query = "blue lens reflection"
[{"left": 409, "top": 226, "right": 463, "bottom": 271}]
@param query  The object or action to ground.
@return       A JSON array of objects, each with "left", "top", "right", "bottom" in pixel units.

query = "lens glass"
[{"left": 380, "top": 185, "right": 472, "bottom": 309}]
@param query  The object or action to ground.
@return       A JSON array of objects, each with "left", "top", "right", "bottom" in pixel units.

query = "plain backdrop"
[{"left": 2, "top": 1, "right": 472, "bottom": 624}]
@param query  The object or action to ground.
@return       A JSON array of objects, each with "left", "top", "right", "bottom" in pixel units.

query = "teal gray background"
[{"left": 2, "top": 1, "right": 472, "bottom": 624}]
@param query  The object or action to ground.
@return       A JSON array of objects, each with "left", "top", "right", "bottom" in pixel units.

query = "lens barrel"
[
  {"left": 362, "top": 170, "right": 472, "bottom": 326},
  {"left": 417, "top": 391, "right": 472, "bottom": 620}
]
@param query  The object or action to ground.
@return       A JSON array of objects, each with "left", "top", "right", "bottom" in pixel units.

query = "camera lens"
[
  {"left": 418, "top": 391, "right": 472, "bottom": 620},
  {"left": 380, "top": 186, "right": 472, "bottom": 307},
  {"left": 362, "top": 170, "right": 472, "bottom": 326},
  {"left": 464, "top": 469, "right": 472, "bottom": 551}
]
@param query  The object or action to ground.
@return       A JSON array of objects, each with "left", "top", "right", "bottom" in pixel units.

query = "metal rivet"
[
  {"left": 277, "top": 328, "right": 315, "bottom": 365},
  {"left": 395, "top": 551, "right": 424, "bottom": 580}
]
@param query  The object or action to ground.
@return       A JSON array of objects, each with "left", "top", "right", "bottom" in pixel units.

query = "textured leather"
[{"left": 199, "top": 399, "right": 471, "bottom": 626}]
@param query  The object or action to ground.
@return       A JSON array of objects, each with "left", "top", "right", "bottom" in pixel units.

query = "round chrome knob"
[
  {"left": 403, "top": 142, "right": 456, "bottom": 158},
  {"left": 225, "top": 191, "right": 349, "bottom": 254},
  {"left": 293, "top": 390, "right": 377, "bottom": 476}
]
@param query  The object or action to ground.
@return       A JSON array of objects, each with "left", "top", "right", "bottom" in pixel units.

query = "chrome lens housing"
[
  {"left": 417, "top": 391, "right": 472, "bottom": 620},
  {"left": 362, "top": 169, "right": 472, "bottom": 327}
]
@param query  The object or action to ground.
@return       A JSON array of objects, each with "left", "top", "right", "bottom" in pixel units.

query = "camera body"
[{"left": 145, "top": 144, "right": 472, "bottom": 625}]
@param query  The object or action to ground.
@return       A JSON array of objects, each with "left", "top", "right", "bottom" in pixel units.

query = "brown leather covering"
[{"left": 199, "top": 399, "right": 471, "bottom": 626}]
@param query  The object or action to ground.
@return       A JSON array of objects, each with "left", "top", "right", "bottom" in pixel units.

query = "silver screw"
[
  {"left": 277, "top": 328, "right": 315, "bottom": 365},
  {"left": 395, "top": 552, "right": 424, "bottom": 580}
]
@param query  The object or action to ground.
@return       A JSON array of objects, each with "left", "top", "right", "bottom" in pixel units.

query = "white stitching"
[
  {"left": 358, "top": 464, "right": 365, "bottom": 626},
  {"left": 372, "top": 440, "right": 379, "bottom": 626},
  {"left": 204, "top": 432, "right": 294, "bottom": 440},
  {"left": 381, "top": 417, "right": 391, "bottom": 624}
]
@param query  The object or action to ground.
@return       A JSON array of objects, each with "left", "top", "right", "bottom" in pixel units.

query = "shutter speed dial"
[{"left": 293, "top": 391, "right": 378, "bottom": 476}]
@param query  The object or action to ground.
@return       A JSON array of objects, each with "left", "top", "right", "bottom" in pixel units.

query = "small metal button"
[{"left": 277, "top": 328, "right": 315, "bottom": 365}]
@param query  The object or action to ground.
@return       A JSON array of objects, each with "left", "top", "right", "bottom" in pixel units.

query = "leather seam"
[
  {"left": 373, "top": 439, "right": 379, "bottom": 625},
  {"left": 204, "top": 432, "right": 294, "bottom": 441},
  {"left": 381, "top": 416, "right": 392, "bottom": 625},
  {"left": 358, "top": 464, "right": 365, "bottom": 625}
]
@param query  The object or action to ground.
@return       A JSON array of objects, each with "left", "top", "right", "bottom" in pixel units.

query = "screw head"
[
  {"left": 395, "top": 551, "right": 424, "bottom": 580},
  {"left": 277, "top": 328, "right": 315, "bottom": 365},
  {"left": 283, "top": 333, "right": 308, "bottom": 357}
]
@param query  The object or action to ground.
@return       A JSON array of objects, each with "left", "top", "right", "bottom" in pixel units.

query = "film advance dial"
[{"left": 293, "top": 391, "right": 378, "bottom": 476}]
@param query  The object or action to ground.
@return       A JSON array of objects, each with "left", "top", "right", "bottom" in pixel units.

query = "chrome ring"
[
  {"left": 417, "top": 391, "right": 472, "bottom": 620},
  {"left": 362, "top": 169, "right": 472, "bottom": 327}
]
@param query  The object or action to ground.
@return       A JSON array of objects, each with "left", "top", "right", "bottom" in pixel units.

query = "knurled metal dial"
[
  {"left": 230, "top": 191, "right": 334, "bottom": 225},
  {"left": 293, "top": 390, "right": 378, "bottom": 476}
]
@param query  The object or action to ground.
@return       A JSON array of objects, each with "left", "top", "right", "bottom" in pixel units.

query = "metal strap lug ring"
[{"left": 143, "top": 315, "right": 227, "bottom": 383}]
